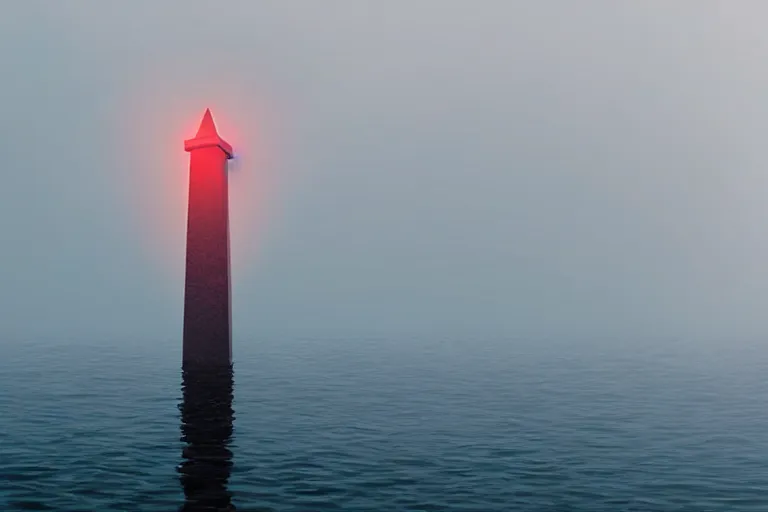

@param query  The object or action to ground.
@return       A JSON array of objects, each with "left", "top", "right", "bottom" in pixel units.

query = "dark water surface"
[{"left": 1, "top": 337, "right": 767, "bottom": 511}]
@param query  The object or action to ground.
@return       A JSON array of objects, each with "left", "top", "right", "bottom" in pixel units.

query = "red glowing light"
[
  {"left": 109, "top": 73, "right": 284, "bottom": 288},
  {"left": 184, "top": 108, "right": 234, "bottom": 159}
]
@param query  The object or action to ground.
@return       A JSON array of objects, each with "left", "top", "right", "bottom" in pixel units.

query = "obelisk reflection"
[{"left": 178, "top": 364, "right": 236, "bottom": 511}]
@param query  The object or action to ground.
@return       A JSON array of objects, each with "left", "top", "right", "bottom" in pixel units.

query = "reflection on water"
[
  {"left": 178, "top": 364, "right": 236, "bottom": 511},
  {"left": 2, "top": 340, "right": 768, "bottom": 510}
]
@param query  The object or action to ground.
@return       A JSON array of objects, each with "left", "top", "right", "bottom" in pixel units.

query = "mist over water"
[
  {"left": 5, "top": 3, "right": 768, "bottom": 343},
  {"left": 1, "top": 337, "right": 767, "bottom": 511},
  {"left": 4, "top": 3, "right": 768, "bottom": 510}
]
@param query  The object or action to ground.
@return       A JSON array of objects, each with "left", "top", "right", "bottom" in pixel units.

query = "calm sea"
[{"left": 1, "top": 337, "right": 767, "bottom": 511}]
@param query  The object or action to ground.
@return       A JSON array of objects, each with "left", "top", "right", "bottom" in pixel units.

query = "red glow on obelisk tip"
[
  {"left": 111, "top": 75, "right": 280, "bottom": 287},
  {"left": 184, "top": 108, "right": 234, "bottom": 159}
]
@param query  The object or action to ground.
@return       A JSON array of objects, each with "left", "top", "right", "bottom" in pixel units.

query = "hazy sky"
[{"left": 2, "top": 1, "right": 768, "bottom": 344}]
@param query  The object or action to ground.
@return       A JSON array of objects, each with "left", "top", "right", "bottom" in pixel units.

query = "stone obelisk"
[{"left": 182, "top": 108, "right": 234, "bottom": 367}]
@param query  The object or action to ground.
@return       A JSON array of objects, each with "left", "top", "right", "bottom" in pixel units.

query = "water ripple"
[{"left": 1, "top": 338, "right": 768, "bottom": 510}]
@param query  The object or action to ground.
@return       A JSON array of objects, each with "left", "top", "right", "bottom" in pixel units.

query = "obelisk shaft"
[{"left": 182, "top": 110, "right": 233, "bottom": 367}]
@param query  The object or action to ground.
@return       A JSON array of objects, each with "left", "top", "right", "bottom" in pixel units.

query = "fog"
[{"left": 2, "top": 1, "right": 768, "bottom": 344}]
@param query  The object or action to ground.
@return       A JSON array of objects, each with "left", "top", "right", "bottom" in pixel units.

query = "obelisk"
[{"left": 182, "top": 108, "right": 234, "bottom": 367}]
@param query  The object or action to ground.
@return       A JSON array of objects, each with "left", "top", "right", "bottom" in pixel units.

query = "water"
[{"left": 1, "top": 337, "right": 767, "bottom": 511}]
